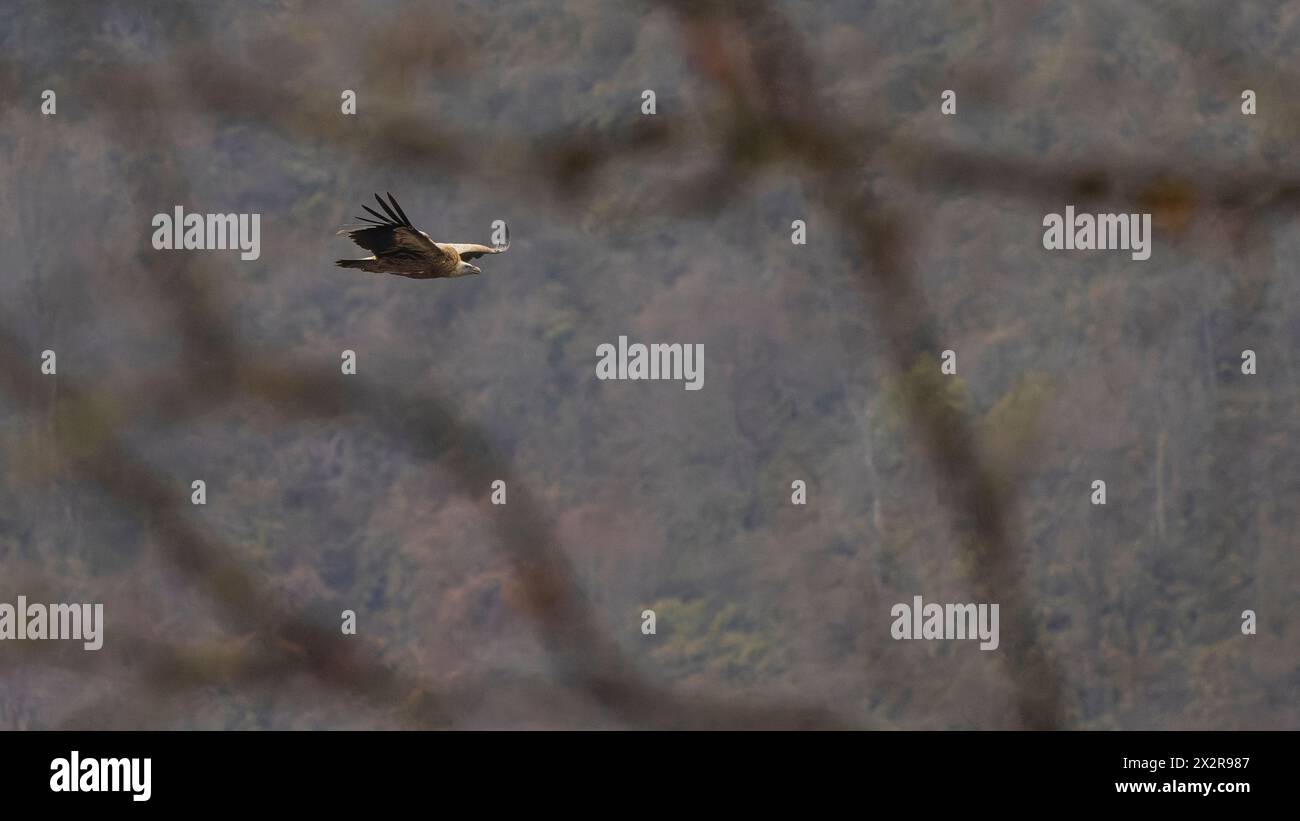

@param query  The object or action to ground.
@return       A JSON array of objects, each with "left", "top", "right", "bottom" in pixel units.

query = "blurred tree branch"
[{"left": 2, "top": 0, "right": 1294, "bottom": 729}]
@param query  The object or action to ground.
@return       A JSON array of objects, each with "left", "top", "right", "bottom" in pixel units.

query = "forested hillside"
[{"left": 0, "top": 0, "right": 1296, "bottom": 729}]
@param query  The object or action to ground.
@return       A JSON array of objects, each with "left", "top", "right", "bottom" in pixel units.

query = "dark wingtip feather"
[
  {"left": 361, "top": 203, "right": 391, "bottom": 224},
  {"left": 386, "top": 192, "right": 413, "bottom": 227},
  {"left": 374, "top": 193, "right": 403, "bottom": 225}
]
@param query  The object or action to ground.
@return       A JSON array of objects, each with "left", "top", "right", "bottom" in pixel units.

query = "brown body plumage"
[{"left": 335, "top": 193, "right": 508, "bottom": 279}]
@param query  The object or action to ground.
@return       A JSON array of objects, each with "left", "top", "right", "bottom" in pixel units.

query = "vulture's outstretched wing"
[
  {"left": 446, "top": 242, "right": 510, "bottom": 260},
  {"left": 339, "top": 224, "right": 447, "bottom": 259},
  {"left": 337, "top": 193, "right": 451, "bottom": 264}
]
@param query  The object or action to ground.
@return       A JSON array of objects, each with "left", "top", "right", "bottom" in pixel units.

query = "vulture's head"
[{"left": 453, "top": 261, "right": 482, "bottom": 277}]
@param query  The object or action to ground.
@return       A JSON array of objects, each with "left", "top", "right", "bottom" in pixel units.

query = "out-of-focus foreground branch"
[{"left": 2, "top": 0, "right": 1294, "bottom": 729}]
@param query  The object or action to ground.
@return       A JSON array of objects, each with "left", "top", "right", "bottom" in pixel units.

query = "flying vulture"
[{"left": 336, "top": 193, "right": 508, "bottom": 279}]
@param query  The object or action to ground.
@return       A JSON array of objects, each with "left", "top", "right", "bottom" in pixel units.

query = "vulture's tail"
[{"left": 335, "top": 259, "right": 370, "bottom": 269}]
